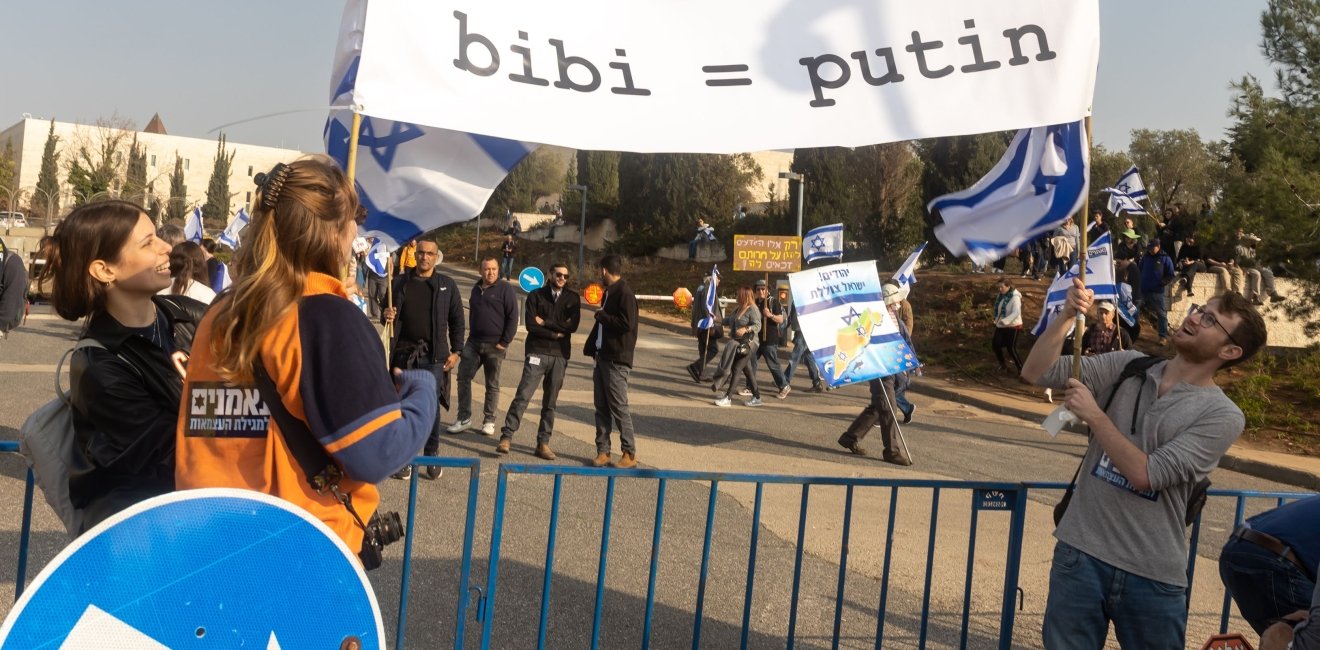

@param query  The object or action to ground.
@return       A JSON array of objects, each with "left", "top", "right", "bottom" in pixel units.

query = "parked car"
[{"left": 0, "top": 212, "right": 28, "bottom": 228}]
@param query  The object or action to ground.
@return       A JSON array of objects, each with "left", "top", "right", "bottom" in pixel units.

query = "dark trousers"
[
  {"left": 592, "top": 358, "right": 636, "bottom": 454},
  {"left": 1219, "top": 534, "right": 1317, "bottom": 635},
  {"left": 749, "top": 341, "right": 786, "bottom": 390},
  {"left": 720, "top": 347, "right": 759, "bottom": 399},
  {"left": 992, "top": 327, "right": 1023, "bottom": 370},
  {"left": 456, "top": 340, "right": 506, "bottom": 424},
  {"left": 366, "top": 273, "right": 389, "bottom": 319},
  {"left": 501, "top": 353, "right": 568, "bottom": 445},
  {"left": 417, "top": 362, "right": 448, "bottom": 454},
  {"left": 839, "top": 376, "right": 901, "bottom": 457},
  {"left": 690, "top": 328, "right": 720, "bottom": 378},
  {"left": 1178, "top": 261, "right": 1206, "bottom": 291}
]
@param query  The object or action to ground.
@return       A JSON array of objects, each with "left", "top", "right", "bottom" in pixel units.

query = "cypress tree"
[
  {"left": 34, "top": 120, "right": 61, "bottom": 220},
  {"left": 166, "top": 153, "right": 187, "bottom": 223},
  {"left": 123, "top": 135, "right": 148, "bottom": 206},
  {"left": 202, "top": 135, "right": 235, "bottom": 227}
]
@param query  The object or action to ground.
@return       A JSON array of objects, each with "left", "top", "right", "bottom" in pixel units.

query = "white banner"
[{"left": 351, "top": 0, "right": 1099, "bottom": 153}]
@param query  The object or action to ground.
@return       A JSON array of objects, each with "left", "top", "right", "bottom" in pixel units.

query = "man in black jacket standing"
[
  {"left": 584, "top": 255, "right": 639, "bottom": 468},
  {"left": 0, "top": 238, "right": 28, "bottom": 340},
  {"left": 449, "top": 257, "right": 518, "bottom": 437},
  {"left": 383, "top": 239, "right": 465, "bottom": 479},
  {"left": 498, "top": 262, "right": 580, "bottom": 459}
]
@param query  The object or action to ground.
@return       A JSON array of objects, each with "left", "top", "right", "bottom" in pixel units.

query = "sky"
[{"left": 0, "top": 0, "right": 1280, "bottom": 155}]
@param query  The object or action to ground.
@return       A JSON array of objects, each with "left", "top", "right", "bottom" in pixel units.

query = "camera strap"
[{"left": 252, "top": 362, "right": 371, "bottom": 536}]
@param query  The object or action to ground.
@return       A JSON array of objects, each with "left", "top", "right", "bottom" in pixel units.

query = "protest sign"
[{"left": 733, "top": 235, "right": 802, "bottom": 272}]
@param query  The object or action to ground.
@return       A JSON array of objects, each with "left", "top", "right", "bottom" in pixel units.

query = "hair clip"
[{"left": 254, "top": 162, "right": 292, "bottom": 209}]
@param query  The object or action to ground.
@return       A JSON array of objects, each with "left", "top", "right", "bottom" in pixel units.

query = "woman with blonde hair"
[
  {"left": 712, "top": 285, "right": 763, "bottom": 407},
  {"left": 176, "top": 157, "right": 437, "bottom": 567},
  {"left": 40, "top": 200, "right": 207, "bottom": 533}
]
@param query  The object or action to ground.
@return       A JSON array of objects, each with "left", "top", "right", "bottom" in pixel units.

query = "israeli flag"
[
  {"left": 1102, "top": 165, "right": 1149, "bottom": 216},
  {"left": 697, "top": 265, "right": 720, "bottom": 329},
  {"left": 803, "top": 223, "right": 844, "bottom": 264},
  {"left": 183, "top": 207, "right": 204, "bottom": 244},
  {"left": 326, "top": 0, "right": 537, "bottom": 253},
  {"left": 892, "top": 242, "right": 927, "bottom": 287},
  {"left": 1103, "top": 188, "right": 1148, "bottom": 216},
  {"left": 1031, "top": 232, "right": 1118, "bottom": 335},
  {"left": 930, "top": 121, "right": 1089, "bottom": 265},
  {"left": 364, "top": 239, "right": 391, "bottom": 278},
  {"left": 217, "top": 208, "right": 249, "bottom": 250}
]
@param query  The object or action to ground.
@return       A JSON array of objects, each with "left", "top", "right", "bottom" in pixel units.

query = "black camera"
[{"left": 358, "top": 510, "right": 405, "bottom": 571}]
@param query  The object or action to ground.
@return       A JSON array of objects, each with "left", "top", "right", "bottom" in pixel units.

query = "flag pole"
[{"left": 1072, "top": 117, "right": 1093, "bottom": 379}]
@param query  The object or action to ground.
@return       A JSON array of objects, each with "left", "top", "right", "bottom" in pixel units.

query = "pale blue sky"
[{"left": 1, "top": 0, "right": 1278, "bottom": 154}]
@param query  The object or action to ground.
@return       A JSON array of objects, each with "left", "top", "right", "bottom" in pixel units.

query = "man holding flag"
[{"left": 686, "top": 267, "right": 722, "bottom": 382}]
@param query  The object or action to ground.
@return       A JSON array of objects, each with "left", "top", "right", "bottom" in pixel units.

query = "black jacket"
[
  {"left": 0, "top": 241, "right": 27, "bottom": 333},
  {"left": 69, "top": 294, "right": 206, "bottom": 530},
  {"left": 387, "top": 270, "right": 465, "bottom": 365},
  {"left": 468, "top": 280, "right": 518, "bottom": 346},
  {"left": 584, "top": 277, "right": 638, "bottom": 367},
  {"left": 524, "top": 285, "right": 581, "bottom": 359}
]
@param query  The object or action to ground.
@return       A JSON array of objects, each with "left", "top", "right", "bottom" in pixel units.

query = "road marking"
[{"left": 0, "top": 364, "right": 60, "bottom": 373}]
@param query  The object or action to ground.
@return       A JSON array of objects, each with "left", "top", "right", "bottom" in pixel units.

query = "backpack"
[{"left": 18, "top": 339, "right": 126, "bottom": 535}]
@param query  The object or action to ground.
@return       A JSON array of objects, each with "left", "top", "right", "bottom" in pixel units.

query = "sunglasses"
[{"left": 553, "top": 272, "right": 570, "bottom": 279}]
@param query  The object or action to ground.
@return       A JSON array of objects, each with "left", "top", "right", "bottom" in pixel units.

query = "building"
[{"left": 0, "top": 114, "right": 309, "bottom": 225}]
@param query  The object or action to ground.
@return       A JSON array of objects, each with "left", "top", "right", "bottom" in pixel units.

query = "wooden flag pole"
[{"left": 1073, "top": 117, "right": 1094, "bottom": 379}]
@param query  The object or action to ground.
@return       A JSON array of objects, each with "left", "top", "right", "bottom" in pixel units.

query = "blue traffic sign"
[
  {"left": 0, "top": 489, "right": 383, "bottom": 649},
  {"left": 518, "top": 266, "right": 545, "bottom": 292}
]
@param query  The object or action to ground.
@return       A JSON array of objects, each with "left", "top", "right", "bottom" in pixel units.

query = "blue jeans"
[
  {"left": 1043, "top": 541, "right": 1187, "bottom": 650},
  {"left": 893, "top": 371, "right": 913, "bottom": 419},
  {"left": 784, "top": 331, "right": 820, "bottom": 386},
  {"left": 501, "top": 257, "right": 515, "bottom": 279},
  {"left": 1218, "top": 534, "right": 1316, "bottom": 634},
  {"left": 749, "top": 342, "right": 787, "bottom": 390},
  {"left": 1141, "top": 290, "right": 1168, "bottom": 338}
]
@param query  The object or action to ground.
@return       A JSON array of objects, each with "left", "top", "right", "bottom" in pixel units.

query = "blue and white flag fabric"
[
  {"left": 788, "top": 261, "right": 920, "bottom": 388},
  {"left": 696, "top": 265, "right": 720, "bottom": 329},
  {"left": 892, "top": 242, "right": 927, "bottom": 287},
  {"left": 364, "top": 239, "right": 391, "bottom": 278},
  {"left": 803, "top": 223, "right": 844, "bottom": 264},
  {"left": 184, "top": 207, "right": 204, "bottom": 244},
  {"left": 217, "top": 208, "right": 249, "bottom": 250},
  {"left": 325, "top": 0, "right": 538, "bottom": 252},
  {"left": 1031, "top": 232, "right": 1118, "bottom": 336},
  {"left": 929, "top": 121, "right": 1090, "bottom": 265},
  {"left": 1102, "top": 166, "right": 1149, "bottom": 216},
  {"left": 1116, "top": 282, "right": 1138, "bottom": 327}
]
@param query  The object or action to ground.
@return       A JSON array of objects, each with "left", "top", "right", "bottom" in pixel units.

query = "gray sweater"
[{"left": 1039, "top": 350, "right": 1243, "bottom": 586}]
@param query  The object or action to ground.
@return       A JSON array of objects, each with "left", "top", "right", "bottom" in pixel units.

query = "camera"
[{"left": 358, "top": 510, "right": 405, "bottom": 571}]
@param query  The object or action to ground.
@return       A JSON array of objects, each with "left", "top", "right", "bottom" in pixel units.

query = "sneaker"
[
  {"left": 391, "top": 466, "right": 413, "bottom": 480},
  {"left": 496, "top": 438, "right": 510, "bottom": 454},
  {"left": 446, "top": 419, "right": 471, "bottom": 434},
  {"left": 481, "top": 422, "right": 496, "bottom": 436},
  {"left": 810, "top": 382, "right": 825, "bottom": 393},
  {"left": 745, "top": 397, "right": 764, "bottom": 407},
  {"left": 714, "top": 397, "right": 732, "bottom": 407},
  {"left": 422, "top": 465, "right": 443, "bottom": 480},
  {"left": 777, "top": 385, "right": 792, "bottom": 399},
  {"left": 882, "top": 450, "right": 913, "bottom": 466},
  {"left": 738, "top": 388, "right": 753, "bottom": 397},
  {"left": 901, "top": 405, "right": 915, "bottom": 425},
  {"left": 686, "top": 364, "right": 702, "bottom": 383}
]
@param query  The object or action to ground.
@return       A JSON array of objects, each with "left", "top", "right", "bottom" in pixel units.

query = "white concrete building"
[{"left": 0, "top": 114, "right": 309, "bottom": 224}]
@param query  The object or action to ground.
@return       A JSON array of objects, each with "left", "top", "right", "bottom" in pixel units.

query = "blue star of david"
[
  {"left": 1117, "top": 182, "right": 1131, "bottom": 193},
  {"left": 812, "top": 236, "right": 826, "bottom": 250},
  {"left": 840, "top": 306, "right": 861, "bottom": 326},
  {"left": 358, "top": 118, "right": 425, "bottom": 170}
]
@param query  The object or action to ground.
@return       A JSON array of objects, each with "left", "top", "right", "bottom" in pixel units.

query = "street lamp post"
[
  {"left": 27, "top": 186, "right": 60, "bottom": 234},
  {"left": 0, "top": 186, "right": 20, "bottom": 235},
  {"left": 778, "top": 172, "right": 806, "bottom": 242},
  {"left": 566, "top": 184, "right": 588, "bottom": 282}
]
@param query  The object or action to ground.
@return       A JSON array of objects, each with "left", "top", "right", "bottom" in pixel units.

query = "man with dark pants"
[
  {"left": 750, "top": 278, "right": 790, "bottom": 398},
  {"left": 1139, "top": 239, "right": 1176, "bottom": 345},
  {"left": 584, "top": 255, "right": 639, "bottom": 468},
  {"left": 783, "top": 304, "right": 824, "bottom": 392},
  {"left": 449, "top": 258, "right": 518, "bottom": 436},
  {"left": 1022, "top": 277, "right": 1268, "bottom": 649},
  {"left": 383, "top": 240, "right": 464, "bottom": 480},
  {"left": 498, "top": 263, "right": 581, "bottom": 459},
  {"left": 1219, "top": 495, "right": 1319, "bottom": 636},
  {"left": 837, "top": 289, "right": 913, "bottom": 466},
  {"left": 686, "top": 272, "right": 722, "bottom": 382}
]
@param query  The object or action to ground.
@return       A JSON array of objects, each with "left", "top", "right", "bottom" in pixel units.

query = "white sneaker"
[
  {"left": 777, "top": 385, "right": 792, "bottom": 399},
  {"left": 738, "top": 388, "right": 753, "bottom": 397},
  {"left": 714, "top": 397, "right": 732, "bottom": 407},
  {"left": 481, "top": 422, "right": 496, "bottom": 436},
  {"left": 446, "top": 419, "right": 471, "bottom": 434},
  {"left": 745, "top": 397, "right": 764, "bottom": 407}
]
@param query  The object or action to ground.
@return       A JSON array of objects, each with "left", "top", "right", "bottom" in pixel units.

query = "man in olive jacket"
[{"left": 583, "top": 255, "right": 639, "bottom": 468}]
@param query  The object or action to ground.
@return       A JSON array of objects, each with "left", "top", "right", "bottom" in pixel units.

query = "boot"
[
  {"left": 882, "top": 450, "right": 913, "bottom": 466},
  {"left": 878, "top": 419, "right": 912, "bottom": 466},
  {"left": 615, "top": 451, "right": 637, "bottom": 469},
  {"left": 496, "top": 438, "right": 511, "bottom": 454},
  {"left": 590, "top": 452, "right": 611, "bottom": 467},
  {"left": 534, "top": 443, "right": 557, "bottom": 461}
]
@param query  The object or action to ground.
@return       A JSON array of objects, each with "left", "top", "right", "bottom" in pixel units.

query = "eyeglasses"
[
  {"left": 553, "top": 272, "right": 570, "bottom": 279},
  {"left": 1187, "top": 304, "right": 1239, "bottom": 346}
]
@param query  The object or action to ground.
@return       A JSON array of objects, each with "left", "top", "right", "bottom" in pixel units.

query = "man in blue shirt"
[
  {"left": 1220, "top": 496, "right": 1319, "bottom": 636},
  {"left": 1138, "top": 240, "right": 1176, "bottom": 345}
]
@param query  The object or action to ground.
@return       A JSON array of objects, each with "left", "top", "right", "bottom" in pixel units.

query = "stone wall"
[{"left": 1164, "top": 273, "right": 1316, "bottom": 348}]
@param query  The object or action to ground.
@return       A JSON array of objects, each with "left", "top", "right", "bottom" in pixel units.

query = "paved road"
[{"left": 0, "top": 270, "right": 1303, "bottom": 648}]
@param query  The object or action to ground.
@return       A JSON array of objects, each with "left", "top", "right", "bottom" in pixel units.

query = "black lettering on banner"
[
  {"left": 850, "top": 49, "right": 905, "bottom": 87},
  {"left": 453, "top": 11, "right": 499, "bottom": 76},
  {"left": 1002, "top": 24, "right": 1057, "bottom": 66},
  {"left": 550, "top": 38, "right": 601, "bottom": 92},
  {"left": 957, "top": 20, "right": 1002, "bottom": 73},
  {"left": 905, "top": 31, "right": 954, "bottom": 79},
  {"left": 703, "top": 64, "right": 752, "bottom": 87},
  {"left": 509, "top": 30, "right": 550, "bottom": 86},
  {"left": 610, "top": 49, "right": 652, "bottom": 95}
]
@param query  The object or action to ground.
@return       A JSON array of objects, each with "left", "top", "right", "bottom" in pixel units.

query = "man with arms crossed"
[
  {"left": 1022, "top": 278, "right": 1266, "bottom": 649},
  {"left": 498, "top": 263, "right": 581, "bottom": 459}
]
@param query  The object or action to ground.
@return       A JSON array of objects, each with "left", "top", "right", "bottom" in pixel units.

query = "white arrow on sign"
[{"left": 521, "top": 273, "right": 541, "bottom": 288}]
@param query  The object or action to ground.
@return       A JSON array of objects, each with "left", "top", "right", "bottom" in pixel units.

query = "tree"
[
  {"left": 614, "top": 153, "right": 762, "bottom": 249},
  {"left": 65, "top": 118, "right": 135, "bottom": 205},
  {"left": 1126, "top": 129, "right": 1224, "bottom": 215},
  {"left": 561, "top": 154, "right": 581, "bottom": 222},
  {"left": 0, "top": 139, "right": 14, "bottom": 198},
  {"left": 202, "top": 135, "right": 236, "bottom": 227},
  {"left": 33, "top": 120, "right": 61, "bottom": 220},
  {"left": 576, "top": 151, "right": 620, "bottom": 218},
  {"left": 483, "top": 147, "right": 566, "bottom": 218},
  {"left": 166, "top": 153, "right": 187, "bottom": 223},
  {"left": 122, "top": 135, "right": 148, "bottom": 205}
]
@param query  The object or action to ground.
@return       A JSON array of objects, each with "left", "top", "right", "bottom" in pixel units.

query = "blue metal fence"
[{"left": 0, "top": 440, "right": 1313, "bottom": 648}]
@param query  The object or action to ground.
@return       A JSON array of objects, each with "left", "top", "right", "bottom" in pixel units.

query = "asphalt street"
[{"left": 0, "top": 267, "right": 1304, "bottom": 648}]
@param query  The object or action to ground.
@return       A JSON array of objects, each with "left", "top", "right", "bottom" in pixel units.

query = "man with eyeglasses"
[
  {"left": 497, "top": 263, "right": 580, "bottom": 460},
  {"left": 383, "top": 239, "right": 465, "bottom": 480},
  {"left": 1022, "top": 279, "right": 1268, "bottom": 649}
]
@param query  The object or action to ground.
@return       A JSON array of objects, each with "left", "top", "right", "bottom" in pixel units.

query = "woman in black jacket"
[{"left": 41, "top": 200, "right": 206, "bottom": 533}]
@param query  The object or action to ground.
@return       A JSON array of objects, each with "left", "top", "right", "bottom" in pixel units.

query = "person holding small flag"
[{"left": 686, "top": 269, "right": 723, "bottom": 382}]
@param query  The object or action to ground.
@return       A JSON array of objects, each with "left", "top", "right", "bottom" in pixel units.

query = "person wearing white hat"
[{"left": 1081, "top": 301, "right": 1131, "bottom": 356}]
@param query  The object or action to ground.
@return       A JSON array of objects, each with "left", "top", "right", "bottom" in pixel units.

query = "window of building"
[
  {"left": 245, "top": 192, "right": 251, "bottom": 205},
  {"left": 248, "top": 165, "right": 253, "bottom": 176},
  {"left": 150, "top": 154, "right": 156, "bottom": 167},
  {"left": 185, "top": 159, "right": 190, "bottom": 170}
]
